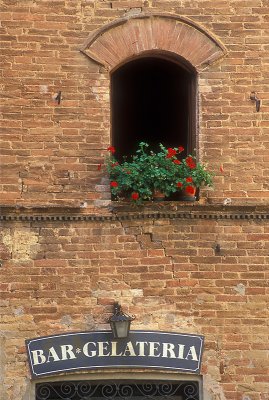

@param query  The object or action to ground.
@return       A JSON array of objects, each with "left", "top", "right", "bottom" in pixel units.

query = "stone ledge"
[{"left": 1, "top": 203, "right": 269, "bottom": 222}]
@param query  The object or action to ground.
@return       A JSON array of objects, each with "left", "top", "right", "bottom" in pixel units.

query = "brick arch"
[{"left": 80, "top": 13, "right": 226, "bottom": 71}]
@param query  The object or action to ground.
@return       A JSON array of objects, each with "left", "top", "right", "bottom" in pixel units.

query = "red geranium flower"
[
  {"left": 97, "top": 163, "right": 102, "bottom": 171},
  {"left": 178, "top": 146, "right": 184, "bottom": 153},
  {"left": 107, "top": 146, "right": 116, "bottom": 154},
  {"left": 220, "top": 165, "right": 224, "bottom": 173},
  {"left": 186, "top": 156, "right": 196, "bottom": 169},
  {"left": 166, "top": 147, "right": 177, "bottom": 158},
  {"left": 111, "top": 162, "right": 119, "bottom": 167},
  {"left": 185, "top": 185, "right": 195, "bottom": 195},
  {"left": 186, "top": 177, "right": 193, "bottom": 183},
  {"left": 110, "top": 181, "right": 118, "bottom": 187},
  {"left": 176, "top": 182, "right": 183, "bottom": 188},
  {"left": 131, "top": 192, "right": 139, "bottom": 201},
  {"left": 173, "top": 159, "right": 181, "bottom": 165}
]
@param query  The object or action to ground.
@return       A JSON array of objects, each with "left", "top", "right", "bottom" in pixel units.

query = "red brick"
[{"left": 1, "top": 2, "right": 269, "bottom": 399}]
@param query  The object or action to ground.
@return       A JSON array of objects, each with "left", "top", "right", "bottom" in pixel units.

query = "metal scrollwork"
[
  {"left": 159, "top": 383, "right": 174, "bottom": 396},
  {"left": 101, "top": 384, "right": 118, "bottom": 399},
  {"left": 183, "top": 383, "right": 199, "bottom": 399},
  {"left": 140, "top": 384, "right": 157, "bottom": 397},
  {"left": 60, "top": 381, "right": 76, "bottom": 397},
  {"left": 36, "top": 384, "right": 51, "bottom": 400},
  {"left": 36, "top": 381, "right": 199, "bottom": 400},
  {"left": 77, "top": 382, "right": 95, "bottom": 397},
  {"left": 118, "top": 384, "right": 134, "bottom": 399}
]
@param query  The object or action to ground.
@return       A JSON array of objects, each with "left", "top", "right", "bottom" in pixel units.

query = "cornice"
[{"left": 1, "top": 204, "right": 269, "bottom": 223}]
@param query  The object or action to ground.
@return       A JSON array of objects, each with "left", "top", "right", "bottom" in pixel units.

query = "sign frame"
[{"left": 26, "top": 330, "right": 204, "bottom": 378}]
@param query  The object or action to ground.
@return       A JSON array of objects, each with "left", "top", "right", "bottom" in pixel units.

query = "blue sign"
[{"left": 26, "top": 330, "right": 204, "bottom": 378}]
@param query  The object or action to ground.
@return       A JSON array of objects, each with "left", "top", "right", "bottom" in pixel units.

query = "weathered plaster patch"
[
  {"left": 84, "top": 314, "right": 96, "bottom": 330},
  {"left": 6, "top": 378, "right": 28, "bottom": 400},
  {"left": 157, "top": 313, "right": 197, "bottom": 332},
  {"left": 0, "top": 336, "right": 6, "bottom": 400},
  {"left": 204, "top": 374, "right": 227, "bottom": 400},
  {"left": 234, "top": 283, "right": 246, "bottom": 295},
  {"left": 2, "top": 228, "right": 39, "bottom": 261},
  {"left": 39, "top": 85, "right": 48, "bottom": 94},
  {"left": 124, "top": 8, "right": 142, "bottom": 17},
  {"left": 91, "top": 287, "right": 144, "bottom": 302},
  {"left": 22, "top": 379, "right": 32, "bottom": 400},
  {"left": 13, "top": 306, "right": 25, "bottom": 316},
  {"left": 60, "top": 315, "right": 72, "bottom": 327}
]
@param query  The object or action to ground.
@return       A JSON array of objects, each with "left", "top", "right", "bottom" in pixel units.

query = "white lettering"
[
  {"left": 122, "top": 341, "right": 136, "bottom": 356},
  {"left": 61, "top": 344, "right": 76, "bottom": 360},
  {"left": 110, "top": 341, "right": 122, "bottom": 356},
  {"left": 136, "top": 341, "right": 147, "bottom": 356},
  {"left": 47, "top": 347, "right": 60, "bottom": 363},
  {"left": 83, "top": 342, "right": 97, "bottom": 357},
  {"left": 177, "top": 344, "right": 185, "bottom": 359},
  {"left": 162, "top": 342, "right": 176, "bottom": 358},
  {"left": 30, "top": 337, "right": 200, "bottom": 371},
  {"left": 98, "top": 342, "right": 110, "bottom": 357},
  {"left": 185, "top": 346, "right": 198, "bottom": 361},
  {"left": 31, "top": 350, "right": 46, "bottom": 365},
  {"left": 148, "top": 342, "right": 161, "bottom": 357}
]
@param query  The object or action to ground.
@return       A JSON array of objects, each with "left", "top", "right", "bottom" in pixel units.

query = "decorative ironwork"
[{"left": 36, "top": 381, "right": 199, "bottom": 400}]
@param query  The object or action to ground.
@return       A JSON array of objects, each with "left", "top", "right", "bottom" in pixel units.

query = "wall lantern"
[{"left": 109, "top": 302, "right": 135, "bottom": 339}]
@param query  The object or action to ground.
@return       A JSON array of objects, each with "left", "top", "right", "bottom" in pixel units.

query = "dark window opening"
[
  {"left": 111, "top": 56, "right": 196, "bottom": 160},
  {"left": 36, "top": 380, "right": 200, "bottom": 400}
]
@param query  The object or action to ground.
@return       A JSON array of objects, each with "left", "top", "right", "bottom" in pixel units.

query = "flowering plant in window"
[
  {"left": 175, "top": 154, "right": 214, "bottom": 193},
  {"left": 100, "top": 142, "right": 213, "bottom": 202}
]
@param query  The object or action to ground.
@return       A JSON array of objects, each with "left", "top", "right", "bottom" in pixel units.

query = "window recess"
[{"left": 111, "top": 56, "right": 197, "bottom": 161}]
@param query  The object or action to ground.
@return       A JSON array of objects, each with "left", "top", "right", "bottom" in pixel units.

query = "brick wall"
[
  {"left": 1, "top": 210, "right": 269, "bottom": 399},
  {"left": 1, "top": 0, "right": 269, "bottom": 206},
  {"left": 1, "top": 1, "right": 269, "bottom": 400}
]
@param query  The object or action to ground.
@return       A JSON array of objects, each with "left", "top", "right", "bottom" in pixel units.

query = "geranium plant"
[{"left": 99, "top": 142, "right": 213, "bottom": 202}]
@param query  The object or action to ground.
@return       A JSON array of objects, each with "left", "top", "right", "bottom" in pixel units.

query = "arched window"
[{"left": 111, "top": 55, "right": 197, "bottom": 159}]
